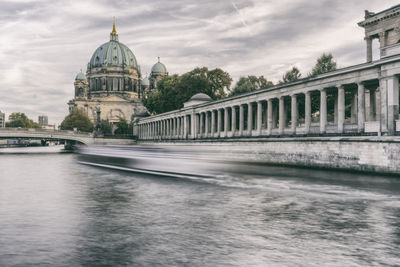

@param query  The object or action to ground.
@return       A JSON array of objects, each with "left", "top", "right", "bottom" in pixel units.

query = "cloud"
[{"left": 0, "top": 0, "right": 398, "bottom": 124}]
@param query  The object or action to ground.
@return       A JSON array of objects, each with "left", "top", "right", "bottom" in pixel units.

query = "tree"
[
  {"left": 142, "top": 67, "right": 232, "bottom": 114},
  {"left": 5, "top": 112, "right": 41, "bottom": 128},
  {"left": 114, "top": 118, "right": 132, "bottom": 135},
  {"left": 229, "top": 75, "right": 274, "bottom": 97},
  {"left": 280, "top": 66, "right": 301, "bottom": 84},
  {"left": 309, "top": 53, "right": 337, "bottom": 77},
  {"left": 60, "top": 109, "right": 93, "bottom": 132}
]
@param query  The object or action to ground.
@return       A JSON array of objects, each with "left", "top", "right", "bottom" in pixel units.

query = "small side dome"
[
  {"left": 184, "top": 93, "right": 212, "bottom": 107},
  {"left": 75, "top": 70, "right": 86, "bottom": 81},
  {"left": 142, "top": 76, "right": 150, "bottom": 87},
  {"left": 190, "top": 93, "right": 212, "bottom": 101},
  {"left": 151, "top": 57, "right": 167, "bottom": 73}
]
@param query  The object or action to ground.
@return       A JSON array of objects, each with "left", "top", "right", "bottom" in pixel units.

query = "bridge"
[{"left": 0, "top": 128, "right": 95, "bottom": 145}]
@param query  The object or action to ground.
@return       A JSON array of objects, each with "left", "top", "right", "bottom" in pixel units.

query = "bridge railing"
[{"left": 0, "top": 128, "right": 93, "bottom": 137}]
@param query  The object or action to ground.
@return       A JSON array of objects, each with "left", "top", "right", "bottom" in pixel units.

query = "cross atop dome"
[{"left": 110, "top": 17, "right": 119, "bottom": 42}]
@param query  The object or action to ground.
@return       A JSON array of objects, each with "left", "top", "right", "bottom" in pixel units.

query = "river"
[{"left": 0, "top": 146, "right": 400, "bottom": 266}]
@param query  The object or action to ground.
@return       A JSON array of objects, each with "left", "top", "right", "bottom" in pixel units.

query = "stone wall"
[{"left": 138, "top": 137, "right": 400, "bottom": 174}]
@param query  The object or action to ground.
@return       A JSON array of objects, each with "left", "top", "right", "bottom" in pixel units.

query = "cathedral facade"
[{"left": 68, "top": 22, "right": 168, "bottom": 127}]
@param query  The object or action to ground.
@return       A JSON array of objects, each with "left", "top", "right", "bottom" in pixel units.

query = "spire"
[
  {"left": 110, "top": 16, "right": 119, "bottom": 41},
  {"left": 111, "top": 16, "right": 117, "bottom": 34},
  {"left": 158, "top": 56, "right": 160, "bottom": 62}
]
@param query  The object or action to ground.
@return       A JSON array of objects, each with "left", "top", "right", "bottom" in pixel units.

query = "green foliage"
[
  {"left": 142, "top": 67, "right": 232, "bottom": 114},
  {"left": 99, "top": 120, "right": 112, "bottom": 135},
  {"left": 60, "top": 109, "right": 93, "bottom": 132},
  {"left": 229, "top": 75, "right": 274, "bottom": 97},
  {"left": 5, "top": 112, "right": 41, "bottom": 128},
  {"left": 309, "top": 53, "right": 337, "bottom": 77},
  {"left": 280, "top": 66, "right": 301, "bottom": 84},
  {"left": 114, "top": 118, "right": 133, "bottom": 135}
]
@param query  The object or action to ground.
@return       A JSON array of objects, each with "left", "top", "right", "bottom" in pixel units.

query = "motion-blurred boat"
[{"left": 76, "top": 145, "right": 233, "bottom": 179}]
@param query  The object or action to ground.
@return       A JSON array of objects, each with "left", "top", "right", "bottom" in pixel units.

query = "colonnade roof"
[{"left": 138, "top": 53, "right": 400, "bottom": 122}]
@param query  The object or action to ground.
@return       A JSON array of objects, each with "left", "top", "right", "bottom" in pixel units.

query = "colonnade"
[{"left": 137, "top": 76, "right": 400, "bottom": 140}]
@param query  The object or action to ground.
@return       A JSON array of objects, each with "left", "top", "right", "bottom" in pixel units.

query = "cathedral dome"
[
  {"left": 142, "top": 76, "right": 150, "bottom": 87},
  {"left": 87, "top": 23, "right": 138, "bottom": 70},
  {"left": 151, "top": 57, "right": 167, "bottom": 73},
  {"left": 75, "top": 71, "right": 86, "bottom": 81}
]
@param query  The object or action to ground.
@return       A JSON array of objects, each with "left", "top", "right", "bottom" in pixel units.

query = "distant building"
[
  {"left": 38, "top": 115, "right": 48, "bottom": 126},
  {"left": 0, "top": 111, "right": 5, "bottom": 128},
  {"left": 149, "top": 57, "right": 168, "bottom": 91}
]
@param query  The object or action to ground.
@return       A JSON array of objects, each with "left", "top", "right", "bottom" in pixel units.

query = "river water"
[{"left": 0, "top": 147, "right": 400, "bottom": 266}]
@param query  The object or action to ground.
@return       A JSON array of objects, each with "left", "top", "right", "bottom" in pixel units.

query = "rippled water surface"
[{"left": 1, "top": 148, "right": 400, "bottom": 266}]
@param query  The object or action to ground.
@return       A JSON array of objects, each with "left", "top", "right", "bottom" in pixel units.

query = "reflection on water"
[{"left": 0, "top": 147, "right": 400, "bottom": 266}]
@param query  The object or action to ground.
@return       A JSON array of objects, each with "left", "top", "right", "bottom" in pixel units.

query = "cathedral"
[{"left": 68, "top": 21, "right": 167, "bottom": 127}]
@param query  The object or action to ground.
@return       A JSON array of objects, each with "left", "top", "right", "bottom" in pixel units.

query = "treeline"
[
  {"left": 5, "top": 112, "right": 41, "bottom": 128},
  {"left": 143, "top": 53, "right": 337, "bottom": 114}
]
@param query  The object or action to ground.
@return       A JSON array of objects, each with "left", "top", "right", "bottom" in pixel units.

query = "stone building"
[
  {"left": 68, "top": 21, "right": 152, "bottom": 127},
  {"left": 359, "top": 4, "right": 400, "bottom": 62},
  {"left": 38, "top": 115, "right": 48, "bottom": 126},
  {"left": 0, "top": 111, "right": 5, "bottom": 128}
]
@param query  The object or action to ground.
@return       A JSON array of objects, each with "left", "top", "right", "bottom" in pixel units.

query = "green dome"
[
  {"left": 88, "top": 40, "right": 138, "bottom": 70},
  {"left": 151, "top": 57, "right": 167, "bottom": 73},
  {"left": 75, "top": 71, "right": 86, "bottom": 80}
]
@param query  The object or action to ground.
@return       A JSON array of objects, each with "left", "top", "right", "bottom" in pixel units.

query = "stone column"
[
  {"left": 247, "top": 103, "right": 253, "bottom": 136},
  {"left": 267, "top": 99, "right": 273, "bottom": 135},
  {"left": 320, "top": 89, "right": 327, "bottom": 133},
  {"left": 183, "top": 116, "right": 188, "bottom": 139},
  {"left": 205, "top": 112, "right": 209, "bottom": 137},
  {"left": 211, "top": 110, "right": 216, "bottom": 137},
  {"left": 217, "top": 109, "right": 222, "bottom": 137},
  {"left": 257, "top": 101, "right": 262, "bottom": 136},
  {"left": 239, "top": 105, "right": 244, "bottom": 136},
  {"left": 191, "top": 113, "right": 196, "bottom": 139},
  {"left": 338, "top": 85, "right": 345, "bottom": 133},
  {"left": 387, "top": 76, "right": 399, "bottom": 135},
  {"left": 199, "top": 113, "right": 204, "bottom": 138},
  {"left": 176, "top": 117, "right": 180, "bottom": 139},
  {"left": 291, "top": 95, "right": 297, "bottom": 134},
  {"left": 305, "top": 92, "right": 311, "bottom": 134},
  {"left": 224, "top": 107, "right": 229, "bottom": 136},
  {"left": 379, "top": 32, "right": 387, "bottom": 48},
  {"left": 279, "top": 97, "right": 285, "bottom": 135},
  {"left": 358, "top": 82, "right": 365, "bottom": 133},
  {"left": 231, "top": 106, "right": 236, "bottom": 136},
  {"left": 365, "top": 36, "right": 373, "bottom": 63}
]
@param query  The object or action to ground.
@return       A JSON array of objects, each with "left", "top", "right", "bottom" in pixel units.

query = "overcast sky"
[{"left": 0, "top": 0, "right": 398, "bottom": 125}]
